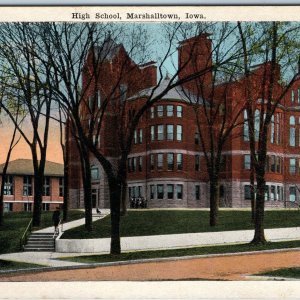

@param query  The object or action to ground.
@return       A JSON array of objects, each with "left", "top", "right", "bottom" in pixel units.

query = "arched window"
[
  {"left": 243, "top": 110, "right": 249, "bottom": 141},
  {"left": 290, "top": 116, "right": 296, "bottom": 146}
]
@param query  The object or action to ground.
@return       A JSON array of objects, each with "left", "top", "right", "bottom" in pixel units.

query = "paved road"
[{"left": 1, "top": 249, "right": 300, "bottom": 281}]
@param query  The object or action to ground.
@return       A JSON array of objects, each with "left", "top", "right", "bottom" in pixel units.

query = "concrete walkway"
[{"left": 1, "top": 210, "right": 300, "bottom": 268}]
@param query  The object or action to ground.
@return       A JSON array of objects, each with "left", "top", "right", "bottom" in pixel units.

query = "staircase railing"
[{"left": 20, "top": 218, "right": 33, "bottom": 251}]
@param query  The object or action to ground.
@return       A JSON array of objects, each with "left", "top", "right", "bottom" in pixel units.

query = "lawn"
[
  {"left": 259, "top": 267, "right": 300, "bottom": 279},
  {"left": 0, "top": 210, "right": 85, "bottom": 254},
  {"left": 0, "top": 259, "right": 45, "bottom": 271},
  {"left": 61, "top": 209, "right": 300, "bottom": 239},
  {"left": 59, "top": 239, "right": 300, "bottom": 264}
]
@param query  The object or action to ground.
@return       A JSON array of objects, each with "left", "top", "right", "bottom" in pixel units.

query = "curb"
[{"left": 2, "top": 246, "right": 300, "bottom": 276}]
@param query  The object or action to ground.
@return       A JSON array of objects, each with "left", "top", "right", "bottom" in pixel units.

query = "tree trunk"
[
  {"left": 120, "top": 180, "right": 127, "bottom": 216},
  {"left": 83, "top": 157, "right": 93, "bottom": 231},
  {"left": 109, "top": 176, "right": 121, "bottom": 255},
  {"left": 251, "top": 174, "right": 267, "bottom": 244},
  {"left": 209, "top": 175, "right": 219, "bottom": 227},
  {"left": 63, "top": 160, "right": 69, "bottom": 222},
  {"left": 32, "top": 175, "right": 43, "bottom": 227},
  {"left": 0, "top": 174, "right": 6, "bottom": 226},
  {"left": 250, "top": 163, "right": 255, "bottom": 222}
]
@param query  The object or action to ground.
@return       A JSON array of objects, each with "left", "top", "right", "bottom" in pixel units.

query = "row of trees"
[{"left": 0, "top": 22, "right": 299, "bottom": 253}]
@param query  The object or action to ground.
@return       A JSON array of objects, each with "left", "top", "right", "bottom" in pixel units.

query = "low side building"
[{"left": 0, "top": 159, "right": 64, "bottom": 212}]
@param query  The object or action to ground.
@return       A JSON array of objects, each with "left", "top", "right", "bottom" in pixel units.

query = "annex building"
[
  {"left": 0, "top": 159, "right": 64, "bottom": 212},
  {"left": 68, "top": 34, "right": 300, "bottom": 209}
]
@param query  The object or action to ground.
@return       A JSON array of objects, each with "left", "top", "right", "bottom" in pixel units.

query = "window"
[
  {"left": 59, "top": 177, "right": 64, "bottom": 197},
  {"left": 167, "top": 105, "right": 174, "bottom": 117},
  {"left": 195, "top": 185, "right": 200, "bottom": 200},
  {"left": 138, "top": 156, "right": 142, "bottom": 172},
  {"left": 157, "top": 153, "right": 163, "bottom": 170},
  {"left": 150, "top": 154, "right": 155, "bottom": 171},
  {"left": 4, "top": 175, "right": 13, "bottom": 195},
  {"left": 244, "top": 154, "right": 251, "bottom": 170},
  {"left": 270, "top": 185, "right": 275, "bottom": 201},
  {"left": 150, "top": 185, "right": 155, "bottom": 200},
  {"left": 132, "top": 157, "right": 137, "bottom": 172},
  {"left": 271, "top": 115, "right": 275, "bottom": 144},
  {"left": 277, "top": 186, "right": 281, "bottom": 201},
  {"left": 177, "top": 153, "right": 183, "bottom": 170},
  {"left": 167, "top": 184, "right": 174, "bottom": 199},
  {"left": 167, "top": 125, "right": 174, "bottom": 140},
  {"left": 244, "top": 185, "right": 251, "bottom": 200},
  {"left": 243, "top": 110, "right": 249, "bottom": 141},
  {"left": 23, "top": 176, "right": 32, "bottom": 196},
  {"left": 292, "top": 90, "right": 295, "bottom": 103},
  {"left": 151, "top": 125, "right": 155, "bottom": 141},
  {"left": 96, "top": 90, "right": 101, "bottom": 107},
  {"left": 43, "top": 177, "right": 51, "bottom": 196},
  {"left": 264, "top": 185, "right": 269, "bottom": 201},
  {"left": 139, "top": 129, "right": 143, "bottom": 144},
  {"left": 177, "top": 106, "right": 183, "bottom": 117},
  {"left": 157, "top": 125, "right": 164, "bottom": 141},
  {"left": 157, "top": 105, "right": 164, "bottom": 117},
  {"left": 167, "top": 153, "right": 174, "bottom": 171},
  {"left": 276, "top": 114, "right": 280, "bottom": 144},
  {"left": 270, "top": 155, "right": 276, "bottom": 173},
  {"left": 134, "top": 130, "right": 138, "bottom": 144},
  {"left": 195, "top": 155, "right": 200, "bottom": 171},
  {"left": 290, "top": 116, "right": 296, "bottom": 146},
  {"left": 176, "top": 184, "right": 183, "bottom": 200},
  {"left": 4, "top": 203, "right": 13, "bottom": 212},
  {"left": 289, "top": 186, "right": 296, "bottom": 202},
  {"left": 138, "top": 186, "right": 142, "bottom": 197},
  {"left": 91, "top": 166, "right": 99, "bottom": 180},
  {"left": 157, "top": 184, "right": 164, "bottom": 199},
  {"left": 254, "top": 109, "right": 260, "bottom": 141},
  {"left": 150, "top": 107, "right": 155, "bottom": 118},
  {"left": 127, "top": 158, "right": 132, "bottom": 172},
  {"left": 24, "top": 203, "right": 32, "bottom": 212},
  {"left": 290, "top": 158, "right": 296, "bottom": 175},
  {"left": 195, "top": 132, "right": 200, "bottom": 144},
  {"left": 276, "top": 156, "right": 281, "bottom": 173},
  {"left": 176, "top": 125, "right": 183, "bottom": 141},
  {"left": 43, "top": 203, "right": 50, "bottom": 211}
]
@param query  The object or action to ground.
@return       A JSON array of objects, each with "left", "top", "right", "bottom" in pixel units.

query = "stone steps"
[{"left": 24, "top": 232, "right": 57, "bottom": 252}]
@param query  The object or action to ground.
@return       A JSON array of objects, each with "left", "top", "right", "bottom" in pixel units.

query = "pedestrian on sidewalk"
[{"left": 52, "top": 207, "right": 61, "bottom": 234}]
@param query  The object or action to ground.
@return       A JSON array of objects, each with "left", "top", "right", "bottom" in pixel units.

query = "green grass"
[
  {"left": 59, "top": 239, "right": 300, "bottom": 264},
  {"left": 0, "top": 210, "right": 85, "bottom": 254},
  {"left": 61, "top": 209, "right": 300, "bottom": 239},
  {"left": 259, "top": 267, "right": 300, "bottom": 279},
  {"left": 0, "top": 259, "right": 44, "bottom": 271}
]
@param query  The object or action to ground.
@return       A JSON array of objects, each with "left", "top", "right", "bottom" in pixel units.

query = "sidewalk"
[{"left": 1, "top": 211, "right": 300, "bottom": 268}]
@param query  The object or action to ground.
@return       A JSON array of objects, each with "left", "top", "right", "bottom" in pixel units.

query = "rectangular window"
[
  {"left": 176, "top": 125, "right": 183, "bottom": 141},
  {"left": 167, "top": 125, "right": 174, "bottom": 140},
  {"left": 24, "top": 203, "right": 32, "bottom": 212},
  {"left": 176, "top": 184, "right": 183, "bottom": 200},
  {"left": 91, "top": 167, "right": 99, "bottom": 180},
  {"left": 150, "top": 154, "right": 155, "bottom": 171},
  {"left": 289, "top": 186, "right": 296, "bottom": 202},
  {"left": 290, "top": 127, "right": 296, "bottom": 146},
  {"left": 290, "top": 158, "right": 296, "bottom": 175},
  {"left": 270, "top": 185, "right": 275, "bottom": 200},
  {"left": 157, "top": 184, "right": 164, "bottom": 199},
  {"left": 4, "top": 203, "right": 13, "bottom": 212},
  {"left": 167, "top": 153, "right": 174, "bottom": 171},
  {"left": 292, "top": 90, "right": 295, "bottom": 103},
  {"left": 134, "top": 130, "right": 138, "bottom": 144},
  {"left": 244, "top": 185, "right": 251, "bottom": 200},
  {"left": 157, "top": 153, "right": 163, "bottom": 170},
  {"left": 264, "top": 185, "right": 269, "bottom": 201},
  {"left": 177, "top": 106, "right": 183, "bottom": 117},
  {"left": 157, "top": 105, "right": 164, "bottom": 117},
  {"left": 244, "top": 110, "right": 249, "bottom": 141},
  {"left": 277, "top": 186, "right": 281, "bottom": 201},
  {"left": 23, "top": 176, "right": 32, "bottom": 196},
  {"left": 157, "top": 125, "right": 164, "bottom": 141},
  {"left": 177, "top": 153, "right": 183, "bottom": 171},
  {"left": 244, "top": 154, "right": 251, "bottom": 170},
  {"left": 271, "top": 116, "right": 275, "bottom": 144},
  {"left": 59, "top": 177, "right": 64, "bottom": 197},
  {"left": 138, "top": 186, "right": 142, "bottom": 197},
  {"left": 195, "top": 132, "right": 200, "bottom": 144},
  {"left": 4, "top": 175, "right": 13, "bottom": 195},
  {"left": 270, "top": 155, "right": 276, "bottom": 172},
  {"left": 195, "top": 185, "right": 200, "bottom": 200},
  {"left": 167, "top": 105, "right": 174, "bottom": 117},
  {"left": 195, "top": 155, "right": 200, "bottom": 171},
  {"left": 132, "top": 157, "right": 137, "bottom": 172},
  {"left": 150, "top": 107, "right": 154, "bottom": 118},
  {"left": 138, "top": 156, "right": 143, "bottom": 172},
  {"left": 150, "top": 185, "right": 155, "bottom": 200},
  {"left": 167, "top": 184, "right": 174, "bottom": 199},
  {"left": 276, "top": 156, "right": 281, "bottom": 173},
  {"left": 151, "top": 125, "right": 155, "bottom": 141},
  {"left": 43, "top": 177, "right": 51, "bottom": 196},
  {"left": 139, "top": 129, "right": 143, "bottom": 144},
  {"left": 43, "top": 203, "right": 50, "bottom": 211}
]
